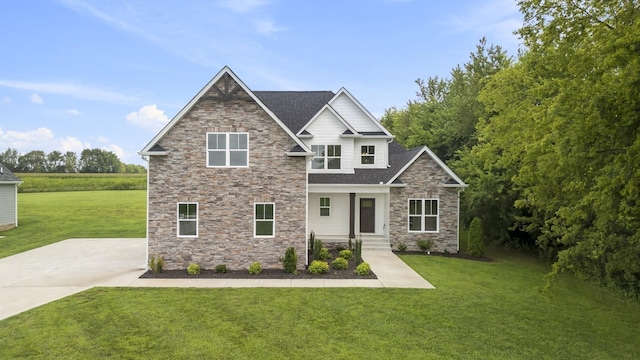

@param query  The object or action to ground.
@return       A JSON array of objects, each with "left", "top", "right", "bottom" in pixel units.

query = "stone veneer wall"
[
  {"left": 389, "top": 153, "right": 460, "bottom": 253},
  {"left": 147, "top": 77, "right": 307, "bottom": 270}
]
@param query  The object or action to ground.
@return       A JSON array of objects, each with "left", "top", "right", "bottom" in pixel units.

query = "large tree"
[{"left": 78, "top": 148, "right": 122, "bottom": 173}]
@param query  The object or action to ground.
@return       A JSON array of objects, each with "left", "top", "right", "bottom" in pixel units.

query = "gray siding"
[
  {"left": 0, "top": 184, "right": 17, "bottom": 230},
  {"left": 147, "top": 76, "right": 307, "bottom": 271}
]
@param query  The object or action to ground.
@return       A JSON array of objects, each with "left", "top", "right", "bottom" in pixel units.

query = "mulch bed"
[
  {"left": 393, "top": 250, "right": 494, "bottom": 262},
  {"left": 140, "top": 248, "right": 377, "bottom": 280}
]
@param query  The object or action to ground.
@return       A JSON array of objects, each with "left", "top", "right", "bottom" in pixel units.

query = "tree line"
[
  {"left": 0, "top": 147, "right": 146, "bottom": 173},
  {"left": 382, "top": 0, "right": 639, "bottom": 297}
]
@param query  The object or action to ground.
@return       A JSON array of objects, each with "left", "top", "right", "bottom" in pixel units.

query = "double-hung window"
[
  {"left": 320, "top": 197, "right": 330, "bottom": 216},
  {"left": 255, "top": 203, "right": 275, "bottom": 237},
  {"left": 207, "top": 132, "right": 248, "bottom": 167},
  {"left": 408, "top": 199, "right": 438, "bottom": 232},
  {"left": 361, "top": 145, "right": 375, "bottom": 164},
  {"left": 311, "top": 145, "right": 341, "bottom": 170},
  {"left": 177, "top": 202, "right": 198, "bottom": 237}
]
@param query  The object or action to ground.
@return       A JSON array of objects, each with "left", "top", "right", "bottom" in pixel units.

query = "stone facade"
[
  {"left": 389, "top": 152, "right": 460, "bottom": 253},
  {"left": 147, "top": 76, "right": 308, "bottom": 270}
]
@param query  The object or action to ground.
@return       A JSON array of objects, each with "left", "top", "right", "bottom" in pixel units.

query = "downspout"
[
  {"left": 305, "top": 156, "right": 310, "bottom": 268},
  {"left": 457, "top": 190, "right": 461, "bottom": 253},
  {"left": 143, "top": 156, "right": 150, "bottom": 269}
]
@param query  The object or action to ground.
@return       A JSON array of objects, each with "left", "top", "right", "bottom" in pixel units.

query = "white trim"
[
  {"left": 329, "top": 88, "right": 392, "bottom": 136},
  {"left": 319, "top": 196, "right": 331, "bottom": 217},
  {"left": 254, "top": 202, "right": 275, "bottom": 238},
  {"left": 206, "top": 132, "right": 249, "bottom": 168},
  {"left": 139, "top": 66, "right": 311, "bottom": 155},
  {"left": 408, "top": 198, "right": 439, "bottom": 233},
  {"left": 387, "top": 146, "right": 467, "bottom": 187},
  {"left": 297, "top": 104, "right": 358, "bottom": 137},
  {"left": 177, "top": 202, "right": 199, "bottom": 238}
]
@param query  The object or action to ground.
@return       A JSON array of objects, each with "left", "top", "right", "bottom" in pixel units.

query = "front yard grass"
[
  {"left": 0, "top": 191, "right": 146, "bottom": 258},
  {"left": 0, "top": 247, "right": 638, "bottom": 359}
]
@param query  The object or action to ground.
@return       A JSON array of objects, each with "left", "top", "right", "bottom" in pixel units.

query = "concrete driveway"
[{"left": 0, "top": 238, "right": 433, "bottom": 321}]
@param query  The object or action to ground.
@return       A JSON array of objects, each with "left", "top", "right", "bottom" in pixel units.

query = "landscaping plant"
[
  {"left": 416, "top": 239, "right": 433, "bottom": 253},
  {"left": 318, "top": 247, "right": 331, "bottom": 261},
  {"left": 148, "top": 255, "right": 164, "bottom": 274},
  {"left": 215, "top": 264, "right": 227, "bottom": 273},
  {"left": 355, "top": 239, "right": 363, "bottom": 264},
  {"left": 187, "top": 263, "right": 201, "bottom": 275},
  {"left": 331, "top": 257, "right": 348, "bottom": 270},
  {"left": 308, "top": 260, "right": 329, "bottom": 274},
  {"left": 248, "top": 261, "right": 262, "bottom": 275},
  {"left": 282, "top": 247, "right": 298, "bottom": 274},
  {"left": 354, "top": 262, "right": 371, "bottom": 276},
  {"left": 397, "top": 242, "right": 407, "bottom": 252},
  {"left": 467, "top": 217, "right": 485, "bottom": 257},
  {"left": 313, "top": 239, "right": 323, "bottom": 260},
  {"left": 339, "top": 249, "right": 353, "bottom": 260}
]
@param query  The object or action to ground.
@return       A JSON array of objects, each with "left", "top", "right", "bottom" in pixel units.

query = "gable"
[
  {"left": 388, "top": 146, "right": 467, "bottom": 187},
  {"left": 328, "top": 89, "right": 391, "bottom": 135},
  {"left": 140, "top": 67, "right": 310, "bottom": 156}
]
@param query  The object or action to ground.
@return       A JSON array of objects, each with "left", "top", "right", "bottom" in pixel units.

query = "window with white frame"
[
  {"left": 177, "top": 202, "right": 198, "bottom": 237},
  {"left": 320, "top": 197, "right": 330, "bottom": 216},
  {"left": 311, "top": 145, "right": 341, "bottom": 169},
  {"left": 207, "top": 132, "right": 248, "bottom": 167},
  {"left": 255, "top": 203, "right": 275, "bottom": 237},
  {"left": 361, "top": 145, "right": 375, "bottom": 165},
  {"left": 408, "top": 199, "right": 438, "bottom": 232}
]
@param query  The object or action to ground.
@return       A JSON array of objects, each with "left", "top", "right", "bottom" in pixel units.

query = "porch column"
[{"left": 349, "top": 193, "right": 356, "bottom": 239}]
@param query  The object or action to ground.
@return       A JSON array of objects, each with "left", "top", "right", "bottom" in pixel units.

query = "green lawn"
[
  {"left": 0, "top": 191, "right": 146, "bottom": 258},
  {"left": 16, "top": 173, "right": 146, "bottom": 193}
]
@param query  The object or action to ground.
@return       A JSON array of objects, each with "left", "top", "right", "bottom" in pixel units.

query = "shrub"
[
  {"left": 187, "top": 263, "right": 201, "bottom": 275},
  {"left": 148, "top": 255, "right": 164, "bottom": 274},
  {"left": 355, "top": 262, "right": 371, "bottom": 276},
  {"left": 467, "top": 217, "right": 485, "bottom": 257},
  {"left": 397, "top": 242, "right": 407, "bottom": 252},
  {"left": 416, "top": 239, "right": 434, "bottom": 253},
  {"left": 331, "top": 257, "right": 348, "bottom": 270},
  {"left": 215, "top": 264, "right": 227, "bottom": 273},
  {"left": 319, "top": 247, "right": 331, "bottom": 260},
  {"left": 339, "top": 249, "right": 353, "bottom": 260},
  {"left": 248, "top": 261, "right": 262, "bottom": 275},
  {"left": 355, "top": 238, "right": 363, "bottom": 264},
  {"left": 309, "top": 231, "right": 316, "bottom": 252},
  {"left": 313, "top": 239, "right": 323, "bottom": 260},
  {"left": 334, "top": 244, "right": 347, "bottom": 252},
  {"left": 308, "top": 260, "right": 329, "bottom": 274},
  {"left": 348, "top": 238, "right": 353, "bottom": 250},
  {"left": 282, "top": 247, "right": 298, "bottom": 274}
]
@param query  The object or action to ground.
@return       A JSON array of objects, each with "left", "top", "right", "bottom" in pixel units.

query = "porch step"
[{"left": 361, "top": 239, "right": 392, "bottom": 251}]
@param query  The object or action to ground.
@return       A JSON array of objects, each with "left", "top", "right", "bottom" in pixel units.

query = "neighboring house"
[
  {"left": 140, "top": 66, "right": 467, "bottom": 270},
  {"left": 0, "top": 163, "right": 22, "bottom": 231}
]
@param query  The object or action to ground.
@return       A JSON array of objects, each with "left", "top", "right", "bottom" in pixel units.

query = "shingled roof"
[
  {"left": 253, "top": 91, "right": 335, "bottom": 134},
  {"left": 0, "top": 163, "right": 21, "bottom": 183}
]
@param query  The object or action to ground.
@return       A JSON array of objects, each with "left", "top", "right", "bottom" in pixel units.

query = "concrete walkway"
[{"left": 0, "top": 238, "right": 433, "bottom": 321}]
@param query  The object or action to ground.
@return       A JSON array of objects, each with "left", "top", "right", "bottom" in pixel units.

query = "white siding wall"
[
  {"left": 305, "top": 109, "right": 354, "bottom": 174},
  {"left": 308, "top": 193, "right": 350, "bottom": 238},
  {"left": 330, "top": 93, "right": 381, "bottom": 132},
  {"left": 0, "top": 184, "right": 17, "bottom": 227},
  {"left": 353, "top": 138, "right": 389, "bottom": 169}
]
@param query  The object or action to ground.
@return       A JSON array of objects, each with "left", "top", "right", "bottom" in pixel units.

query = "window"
[
  {"left": 207, "top": 132, "right": 248, "bottom": 167},
  {"left": 255, "top": 203, "right": 275, "bottom": 237},
  {"left": 408, "top": 199, "right": 438, "bottom": 232},
  {"left": 177, "top": 202, "right": 198, "bottom": 237},
  {"left": 361, "top": 145, "right": 375, "bottom": 164},
  {"left": 320, "top": 197, "right": 330, "bottom": 216},
  {"left": 311, "top": 145, "right": 341, "bottom": 170}
]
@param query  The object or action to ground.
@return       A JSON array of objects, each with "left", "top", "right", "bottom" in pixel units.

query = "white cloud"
[
  {"left": 1, "top": 96, "right": 11, "bottom": 104},
  {"left": 0, "top": 79, "right": 136, "bottom": 104},
  {"left": 126, "top": 104, "right": 169, "bottom": 132},
  {"left": 67, "top": 109, "right": 80, "bottom": 115},
  {"left": 31, "top": 93, "right": 43, "bottom": 104},
  {"left": 60, "top": 136, "right": 91, "bottom": 153},
  {"left": 254, "top": 19, "right": 287, "bottom": 36},
  {"left": 217, "top": 0, "right": 271, "bottom": 13},
  {"left": 0, "top": 127, "right": 55, "bottom": 149},
  {"left": 97, "top": 136, "right": 109, "bottom": 143},
  {"left": 103, "top": 144, "right": 125, "bottom": 159}
]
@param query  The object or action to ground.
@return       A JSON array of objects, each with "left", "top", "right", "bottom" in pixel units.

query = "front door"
[{"left": 360, "top": 198, "right": 375, "bottom": 233}]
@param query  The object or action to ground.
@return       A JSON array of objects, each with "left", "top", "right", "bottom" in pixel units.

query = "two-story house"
[{"left": 139, "top": 67, "right": 466, "bottom": 270}]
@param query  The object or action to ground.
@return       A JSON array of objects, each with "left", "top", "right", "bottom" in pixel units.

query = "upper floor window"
[
  {"left": 311, "top": 145, "right": 341, "bottom": 170},
  {"left": 408, "top": 199, "right": 438, "bottom": 232},
  {"left": 361, "top": 145, "right": 375, "bottom": 165},
  {"left": 207, "top": 133, "right": 248, "bottom": 167},
  {"left": 177, "top": 202, "right": 198, "bottom": 237}
]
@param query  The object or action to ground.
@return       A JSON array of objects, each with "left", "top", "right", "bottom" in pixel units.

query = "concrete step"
[{"left": 361, "top": 240, "right": 392, "bottom": 251}]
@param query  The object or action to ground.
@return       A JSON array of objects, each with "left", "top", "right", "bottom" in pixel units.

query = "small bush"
[
  {"left": 355, "top": 262, "right": 371, "bottom": 276},
  {"left": 149, "top": 255, "right": 164, "bottom": 274},
  {"left": 319, "top": 247, "right": 331, "bottom": 260},
  {"left": 416, "top": 239, "right": 434, "bottom": 253},
  {"left": 215, "top": 264, "right": 227, "bottom": 273},
  {"left": 331, "top": 257, "right": 348, "bottom": 270},
  {"left": 248, "top": 261, "right": 262, "bottom": 275},
  {"left": 334, "top": 244, "right": 347, "bottom": 252},
  {"left": 339, "top": 249, "right": 353, "bottom": 260},
  {"left": 467, "top": 217, "right": 485, "bottom": 257},
  {"left": 282, "top": 247, "right": 298, "bottom": 274},
  {"left": 187, "top": 263, "right": 201, "bottom": 275},
  {"left": 355, "top": 239, "right": 363, "bottom": 264},
  {"left": 308, "top": 260, "right": 329, "bottom": 274},
  {"left": 348, "top": 238, "right": 353, "bottom": 250},
  {"left": 397, "top": 242, "right": 407, "bottom": 252},
  {"left": 313, "top": 239, "right": 323, "bottom": 260},
  {"left": 309, "top": 231, "right": 316, "bottom": 252}
]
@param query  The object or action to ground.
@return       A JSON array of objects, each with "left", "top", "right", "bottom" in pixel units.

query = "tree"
[
  {"left": 17, "top": 150, "right": 47, "bottom": 172},
  {"left": 467, "top": 217, "right": 485, "bottom": 257},
  {"left": 78, "top": 148, "right": 122, "bottom": 173},
  {"left": 63, "top": 151, "right": 78, "bottom": 173},
  {"left": 46, "top": 151, "right": 66, "bottom": 173},
  {"left": 0, "top": 148, "right": 19, "bottom": 170}
]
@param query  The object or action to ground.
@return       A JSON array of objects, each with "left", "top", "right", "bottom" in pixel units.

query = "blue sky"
[{"left": 0, "top": 0, "right": 522, "bottom": 165}]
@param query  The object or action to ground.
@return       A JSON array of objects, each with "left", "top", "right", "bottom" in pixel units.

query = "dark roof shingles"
[
  {"left": 0, "top": 163, "right": 21, "bottom": 182},
  {"left": 254, "top": 91, "right": 335, "bottom": 134}
]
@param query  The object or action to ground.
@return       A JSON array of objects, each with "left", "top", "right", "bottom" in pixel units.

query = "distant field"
[{"left": 16, "top": 173, "right": 146, "bottom": 192}]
